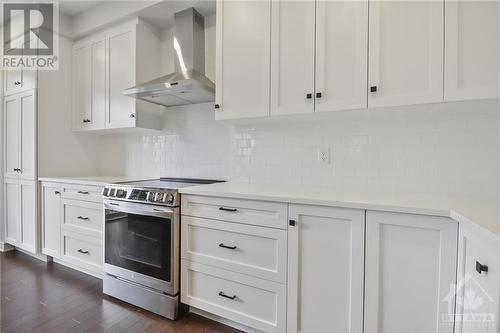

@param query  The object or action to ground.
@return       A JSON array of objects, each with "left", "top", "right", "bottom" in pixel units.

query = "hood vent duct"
[{"left": 123, "top": 8, "right": 215, "bottom": 107}]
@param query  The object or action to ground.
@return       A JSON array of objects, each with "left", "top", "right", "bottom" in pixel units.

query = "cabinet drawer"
[
  {"left": 62, "top": 199, "right": 103, "bottom": 234},
  {"left": 62, "top": 231, "right": 103, "bottom": 270},
  {"left": 181, "top": 195, "right": 287, "bottom": 229},
  {"left": 61, "top": 184, "right": 103, "bottom": 203},
  {"left": 181, "top": 261, "right": 286, "bottom": 333},
  {"left": 181, "top": 217, "right": 286, "bottom": 283}
]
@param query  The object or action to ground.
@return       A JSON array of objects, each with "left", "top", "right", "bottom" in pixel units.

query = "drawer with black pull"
[
  {"left": 61, "top": 230, "right": 103, "bottom": 273},
  {"left": 61, "top": 199, "right": 103, "bottom": 235},
  {"left": 181, "top": 260, "right": 286, "bottom": 333},
  {"left": 181, "top": 195, "right": 287, "bottom": 229},
  {"left": 181, "top": 216, "right": 287, "bottom": 283},
  {"left": 61, "top": 183, "right": 103, "bottom": 203}
]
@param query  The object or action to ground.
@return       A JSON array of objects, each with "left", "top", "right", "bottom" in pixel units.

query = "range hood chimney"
[{"left": 123, "top": 8, "right": 215, "bottom": 107}]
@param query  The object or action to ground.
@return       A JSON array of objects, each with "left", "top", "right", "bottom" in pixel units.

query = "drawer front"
[
  {"left": 181, "top": 261, "right": 286, "bottom": 333},
  {"left": 62, "top": 199, "right": 103, "bottom": 234},
  {"left": 181, "top": 195, "right": 287, "bottom": 229},
  {"left": 61, "top": 183, "right": 103, "bottom": 203},
  {"left": 181, "top": 217, "right": 287, "bottom": 283},
  {"left": 62, "top": 231, "right": 103, "bottom": 269}
]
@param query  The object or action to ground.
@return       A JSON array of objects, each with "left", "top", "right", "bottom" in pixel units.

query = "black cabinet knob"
[
  {"left": 370, "top": 86, "right": 377, "bottom": 93},
  {"left": 476, "top": 261, "right": 488, "bottom": 274},
  {"left": 214, "top": 104, "right": 220, "bottom": 109},
  {"left": 289, "top": 219, "right": 296, "bottom": 226},
  {"left": 316, "top": 92, "right": 322, "bottom": 98},
  {"left": 130, "top": 114, "right": 135, "bottom": 118},
  {"left": 306, "top": 93, "right": 312, "bottom": 99}
]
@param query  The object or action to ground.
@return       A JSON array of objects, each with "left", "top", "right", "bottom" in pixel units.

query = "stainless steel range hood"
[{"left": 124, "top": 8, "right": 214, "bottom": 107}]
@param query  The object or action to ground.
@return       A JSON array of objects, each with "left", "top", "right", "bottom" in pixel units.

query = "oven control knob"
[{"left": 165, "top": 193, "right": 175, "bottom": 204}]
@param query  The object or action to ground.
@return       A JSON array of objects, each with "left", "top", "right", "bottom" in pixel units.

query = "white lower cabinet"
[
  {"left": 41, "top": 181, "right": 104, "bottom": 277},
  {"left": 364, "top": 211, "right": 458, "bottom": 333},
  {"left": 287, "top": 204, "right": 365, "bottom": 333}
]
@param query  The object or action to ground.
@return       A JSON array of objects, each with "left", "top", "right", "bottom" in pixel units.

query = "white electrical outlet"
[{"left": 317, "top": 147, "right": 330, "bottom": 165}]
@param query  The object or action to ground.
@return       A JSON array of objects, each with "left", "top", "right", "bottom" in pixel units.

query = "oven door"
[{"left": 103, "top": 199, "right": 179, "bottom": 296}]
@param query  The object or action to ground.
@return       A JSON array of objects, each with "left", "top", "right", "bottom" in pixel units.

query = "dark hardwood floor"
[{"left": 0, "top": 251, "right": 243, "bottom": 333}]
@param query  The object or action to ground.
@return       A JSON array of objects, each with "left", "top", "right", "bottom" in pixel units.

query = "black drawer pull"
[
  {"left": 14, "top": 81, "right": 21, "bottom": 85},
  {"left": 219, "top": 243, "right": 237, "bottom": 250},
  {"left": 77, "top": 249, "right": 89, "bottom": 254},
  {"left": 219, "top": 207, "right": 237, "bottom": 212},
  {"left": 77, "top": 216, "right": 89, "bottom": 220},
  {"left": 54, "top": 191, "right": 60, "bottom": 195},
  {"left": 77, "top": 191, "right": 89, "bottom": 195},
  {"left": 476, "top": 261, "right": 488, "bottom": 274},
  {"left": 218, "top": 291, "right": 237, "bottom": 300}
]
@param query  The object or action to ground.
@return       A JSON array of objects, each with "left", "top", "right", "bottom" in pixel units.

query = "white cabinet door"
[
  {"left": 73, "top": 42, "right": 92, "bottom": 130},
  {"left": 106, "top": 25, "right": 136, "bottom": 129},
  {"left": 4, "top": 179, "right": 20, "bottom": 246},
  {"left": 4, "top": 94, "right": 20, "bottom": 179},
  {"left": 42, "top": 183, "right": 61, "bottom": 258},
  {"left": 368, "top": 0, "right": 444, "bottom": 108},
  {"left": 315, "top": 0, "right": 368, "bottom": 112},
  {"left": 364, "top": 211, "right": 458, "bottom": 333},
  {"left": 288, "top": 204, "right": 365, "bottom": 333},
  {"left": 444, "top": 1, "right": 500, "bottom": 101},
  {"left": 270, "top": 0, "right": 315, "bottom": 116},
  {"left": 20, "top": 181, "right": 37, "bottom": 253},
  {"left": 73, "top": 36, "right": 107, "bottom": 130},
  {"left": 215, "top": 1, "right": 271, "bottom": 120},
  {"left": 19, "top": 90, "right": 36, "bottom": 180}
]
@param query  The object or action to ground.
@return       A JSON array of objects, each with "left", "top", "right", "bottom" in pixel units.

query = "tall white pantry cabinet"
[{"left": 3, "top": 82, "right": 38, "bottom": 253}]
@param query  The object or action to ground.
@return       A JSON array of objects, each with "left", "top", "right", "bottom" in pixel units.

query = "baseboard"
[
  {"left": 0, "top": 242, "right": 14, "bottom": 252},
  {"left": 14, "top": 247, "right": 51, "bottom": 262},
  {"left": 53, "top": 258, "right": 103, "bottom": 279},
  {"left": 189, "top": 307, "right": 262, "bottom": 333}
]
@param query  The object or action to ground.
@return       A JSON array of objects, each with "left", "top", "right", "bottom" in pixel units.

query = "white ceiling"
[{"left": 59, "top": 1, "right": 104, "bottom": 17}]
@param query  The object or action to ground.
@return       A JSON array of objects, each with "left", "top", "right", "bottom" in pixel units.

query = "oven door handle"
[{"left": 104, "top": 201, "right": 175, "bottom": 218}]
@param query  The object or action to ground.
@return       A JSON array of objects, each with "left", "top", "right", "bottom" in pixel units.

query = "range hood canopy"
[{"left": 124, "top": 8, "right": 214, "bottom": 107}]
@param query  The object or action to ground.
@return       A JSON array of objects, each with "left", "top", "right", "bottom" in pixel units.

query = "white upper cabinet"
[
  {"left": 368, "top": 0, "right": 444, "bottom": 108},
  {"left": 288, "top": 204, "right": 365, "bottom": 333},
  {"left": 215, "top": 1, "right": 271, "bottom": 120},
  {"left": 270, "top": 1, "right": 315, "bottom": 116},
  {"left": 72, "top": 19, "right": 162, "bottom": 131},
  {"left": 315, "top": 0, "right": 368, "bottom": 113},
  {"left": 364, "top": 211, "right": 457, "bottom": 333},
  {"left": 444, "top": 0, "right": 500, "bottom": 101},
  {"left": 73, "top": 35, "right": 106, "bottom": 131},
  {"left": 3, "top": 89, "right": 37, "bottom": 181}
]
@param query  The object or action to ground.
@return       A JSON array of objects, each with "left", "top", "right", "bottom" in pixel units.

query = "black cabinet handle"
[
  {"left": 218, "top": 291, "right": 237, "bottom": 300},
  {"left": 82, "top": 119, "right": 91, "bottom": 123},
  {"left": 289, "top": 219, "right": 296, "bottom": 226},
  {"left": 77, "top": 191, "right": 89, "bottom": 195},
  {"left": 476, "top": 261, "right": 488, "bottom": 274},
  {"left": 14, "top": 81, "right": 21, "bottom": 85},
  {"left": 214, "top": 104, "right": 220, "bottom": 109},
  {"left": 316, "top": 92, "right": 322, "bottom": 98},
  {"left": 77, "top": 249, "right": 89, "bottom": 254},
  {"left": 306, "top": 93, "right": 312, "bottom": 99},
  {"left": 13, "top": 168, "right": 20, "bottom": 172},
  {"left": 219, "top": 243, "right": 237, "bottom": 250},
  {"left": 77, "top": 216, "right": 89, "bottom": 220},
  {"left": 370, "top": 86, "right": 377, "bottom": 93},
  {"left": 219, "top": 207, "right": 237, "bottom": 212},
  {"left": 54, "top": 191, "right": 60, "bottom": 195},
  {"left": 130, "top": 114, "right": 135, "bottom": 118}
]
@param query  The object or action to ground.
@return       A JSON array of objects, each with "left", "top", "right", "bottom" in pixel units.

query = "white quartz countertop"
[
  {"left": 179, "top": 182, "right": 499, "bottom": 236},
  {"left": 38, "top": 176, "right": 143, "bottom": 187}
]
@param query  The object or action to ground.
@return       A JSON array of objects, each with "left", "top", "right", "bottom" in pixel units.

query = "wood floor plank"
[{"left": 1, "top": 251, "right": 243, "bottom": 333}]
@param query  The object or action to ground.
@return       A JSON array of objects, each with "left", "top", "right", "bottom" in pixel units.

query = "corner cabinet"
[
  {"left": 72, "top": 18, "right": 162, "bottom": 132},
  {"left": 364, "top": 211, "right": 457, "bottom": 333},
  {"left": 444, "top": 0, "right": 500, "bottom": 101},
  {"left": 287, "top": 204, "right": 365, "bottom": 333}
]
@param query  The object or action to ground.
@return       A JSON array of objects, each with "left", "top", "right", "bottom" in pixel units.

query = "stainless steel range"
[{"left": 102, "top": 178, "right": 222, "bottom": 319}]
